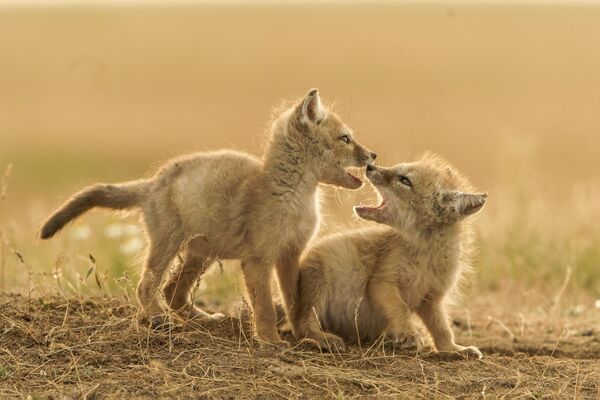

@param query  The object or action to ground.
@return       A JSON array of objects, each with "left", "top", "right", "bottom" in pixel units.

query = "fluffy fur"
[
  {"left": 291, "top": 154, "right": 486, "bottom": 357},
  {"left": 40, "top": 89, "right": 376, "bottom": 345}
]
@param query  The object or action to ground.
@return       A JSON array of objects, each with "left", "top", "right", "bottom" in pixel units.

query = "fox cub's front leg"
[
  {"left": 418, "top": 299, "right": 482, "bottom": 359},
  {"left": 368, "top": 279, "right": 423, "bottom": 349},
  {"left": 241, "top": 260, "right": 289, "bottom": 347},
  {"left": 274, "top": 253, "right": 301, "bottom": 331}
]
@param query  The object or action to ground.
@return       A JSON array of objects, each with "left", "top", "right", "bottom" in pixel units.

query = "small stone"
[
  {"left": 569, "top": 305, "right": 584, "bottom": 316},
  {"left": 577, "top": 329, "right": 594, "bottom": 337}
]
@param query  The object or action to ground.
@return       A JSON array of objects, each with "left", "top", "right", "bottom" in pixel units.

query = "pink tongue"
[
  {"left": 347, "top": 172, "right": 362, "bottom": 184},
  {"left": 357, "top": 201, "right": 385, "bottom": 211},
  {"left": 356, "top": 205, "right": 374, "bottom": 211}
]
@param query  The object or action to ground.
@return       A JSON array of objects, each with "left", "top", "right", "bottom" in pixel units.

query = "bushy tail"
[{"left": 40, "top": 180, "right": 148, "bottom": 239}]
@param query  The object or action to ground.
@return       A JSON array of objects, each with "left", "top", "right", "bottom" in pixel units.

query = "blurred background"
[{"left": 1, "top": 1, "right": 599, "bottom": 313}]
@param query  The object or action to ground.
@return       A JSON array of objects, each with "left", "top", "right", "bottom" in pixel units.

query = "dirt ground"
[{"left": 0, "top": 293, "right": 598, "bottom": 399}]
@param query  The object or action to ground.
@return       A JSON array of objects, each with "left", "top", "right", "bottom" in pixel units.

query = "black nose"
[
  {"left": 366, "top": 164, "right": 376, "bottom": 172},
  {"left": 370, "top": 152, "right": 377, "bottom": 160}
]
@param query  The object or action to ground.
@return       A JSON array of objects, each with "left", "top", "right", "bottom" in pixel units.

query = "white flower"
[
  {"left": 71, "top": 226, "right": 91, "bottom": 240},
  {"left": 595, "top": 300, "right": 600, "bottom": 309},
  {"left": 104, "top": 224, "right": 124, "bottom": 239},
  {"left": 119, "top": 237, "right": 144, "bottom": 255},
  {"left": 123, "top": 224, "right": 142, "bottom": 236}
]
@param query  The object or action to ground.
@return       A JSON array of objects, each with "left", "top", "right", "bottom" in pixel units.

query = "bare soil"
[{"left": 0, "top": 293, "right": 599, "bottom": 399}]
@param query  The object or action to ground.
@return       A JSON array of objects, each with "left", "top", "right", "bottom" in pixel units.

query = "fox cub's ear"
[
  {"left": 300, "top": 88, "right": 325, "bottom": 125},
  {"left": 447, "top": 192, "right": 487, "bottom": 217}
]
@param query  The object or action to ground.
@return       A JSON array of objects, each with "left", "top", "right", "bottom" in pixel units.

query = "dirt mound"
[{"left": 0, "top": 293, "right": 598, "bottom": 399}]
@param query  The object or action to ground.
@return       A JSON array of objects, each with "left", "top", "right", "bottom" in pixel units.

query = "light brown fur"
[
  {"left": 291, "top": 154, "right": 486, "bottom": 357},
  {"left": 40, "top": 89, "right": 376, "bottom": 344}
]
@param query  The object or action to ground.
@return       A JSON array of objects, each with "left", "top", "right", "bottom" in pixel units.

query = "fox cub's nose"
[
  {"left": 370, "top": 152, "right": 377, "bottom": 161},
  {"left": 367, "top": 164, "right": 376, "bottom": 172}
]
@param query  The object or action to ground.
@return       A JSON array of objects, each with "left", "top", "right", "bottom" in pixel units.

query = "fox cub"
[
  {"left": 291, "top": 154, "right": 486, "bottom": 358},
  {"left": 40, "top": 89, "right": 376, "bottom": 345}
]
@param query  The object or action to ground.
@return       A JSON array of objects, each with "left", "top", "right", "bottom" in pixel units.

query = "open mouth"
[
  {"left": 341, "top": 166, "right": 365, "bottom": 188},
  {"left": 346, "top": 170, "right": 363, "bottom": 186},
  {"left": 353, "top": 185, "right": 389, "bottom": 223},
  {"left": 354, "top": 181, "right": 387, "bottom": 215},
  {"left": 355, "top": 179, "right": 385, "bottom": 208},
  {"left": 355, "top": 199, "right": 386, "bottom": 213}
]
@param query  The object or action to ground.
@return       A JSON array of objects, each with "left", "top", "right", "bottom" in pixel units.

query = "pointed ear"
[
  {"left": 300, "top": 88, "right": 325, "bottom": 124},
  {"left": 447, "top": 192, "right": 487, "bottom": 217}
]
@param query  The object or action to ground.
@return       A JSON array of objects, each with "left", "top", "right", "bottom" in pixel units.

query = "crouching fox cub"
[
  {"left": 40, "top": 89, "right": 376, "bottom": 345},
  {"left": 291, "top": 154, "right": 486, "bottom": 358}
]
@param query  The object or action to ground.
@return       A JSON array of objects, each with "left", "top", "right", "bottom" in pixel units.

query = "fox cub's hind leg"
[
  {"left": 292, "top": 269, "right": 346, "bottom": 352},
  {"left": 294, "top": 307, "right": 346, "bottom": 352},
  {"left": 137, "top": 238, "right": 182, "bottom": 326},
  {"left": 163, "top": 234, "right": 225, "bottom": 321}
]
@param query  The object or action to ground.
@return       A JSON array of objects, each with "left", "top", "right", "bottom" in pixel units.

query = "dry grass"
[
  {"left": 0, "top": 293, "right": 599, "bottom": 399},
  {"left": 0, "top": 164, "right": 12, "bottom": 292}
]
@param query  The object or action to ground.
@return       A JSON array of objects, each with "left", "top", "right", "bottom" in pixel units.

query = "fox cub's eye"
[
  {"left": 338, "top": 134, "right": 351, "bottom": 144},
  {"left": 398, "top": 175, "right": 412, "bottom": 187}
]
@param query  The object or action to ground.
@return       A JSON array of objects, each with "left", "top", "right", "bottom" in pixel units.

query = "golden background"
[{"left": 1, "top": 3, "right": 599, "bottom": 303}]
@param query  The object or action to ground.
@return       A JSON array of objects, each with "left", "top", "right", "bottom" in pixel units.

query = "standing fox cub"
[
  {"left": 40, "top": 89, "right": 376, "bottom": 345},
  {"left": 291, "top": 154, "right": 486, "bottom": 358}
]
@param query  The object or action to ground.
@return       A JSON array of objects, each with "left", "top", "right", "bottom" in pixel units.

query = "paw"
[
  {"left": 204, "top": 312, "right": 227, "bottom": 321},
  {"left": 438, "top": 344, "right": 482, "bottom": 360},
  {"left": 256, "top": 331, "right": 290, "bottom": 349},
  {"left": 187, "top": 309, "right": 227, "bottom": 322},
  {"left": 176, "top": 312, "right": 227, "bottom": 331},
  {"left": 313, "top": 333, "right": 346, "bottom": 353},
  {"left": 389, "top": 330, "right": 424, "bottom": 350},
  {"left": 457, "top": 345, "right": 482, "bottom": 359},
  {"left": 173, "top": 305, "right": 227, "bottom": 323},
  {"left": 139, "top": 314, "right": 172, "bottom": 330}
]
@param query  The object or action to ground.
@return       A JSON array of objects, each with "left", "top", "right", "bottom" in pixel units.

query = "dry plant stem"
[
  {"left": 486, "top": 316, "right": 516, "bottom": 342},
  {"left": 0, "top": 163, "right": 12, "bottom": 292},
  {"left": 354, "top": 296, "right": 364, "bottom": 354},
  {"left": 13, "top": 251, "right": 33, "bottom": 318},
  {"left": 0, "top": 230, "right": 4, "bottom": 293},
  {"left": 550, "top": 265, "right": 572, "bottom": 314}
]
